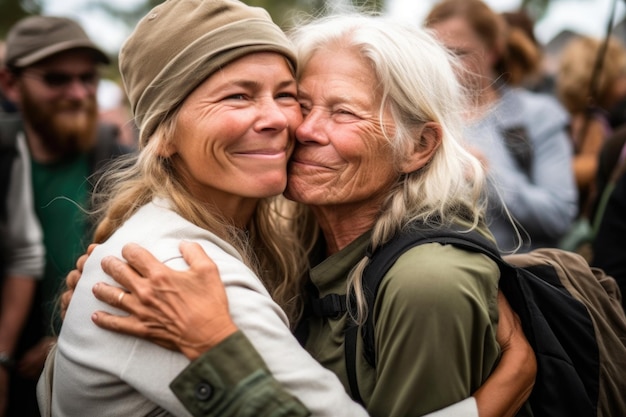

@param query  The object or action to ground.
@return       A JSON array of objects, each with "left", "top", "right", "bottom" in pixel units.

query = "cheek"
[
  {"left": 348, "top": 122, "right": 393, "bottom": 169},
  {"left": 347, "top": 126, "right": 397, "bottom": 187},
  {"left": 285, "top": 104, "right": 303, "bottom": 127},
  {"left": 173, "top": 119, "right": 214, "bottom": 172},
  {"left": 464, "top": 53, "right": 490, "bottom": 79},
  {"left": 286, "top": 106, "right": 303, "bottom": 155}
]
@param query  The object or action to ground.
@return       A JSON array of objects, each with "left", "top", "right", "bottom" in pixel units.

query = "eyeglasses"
[{"left": 21, "top": 69, "right": 100, "bottom": 91}]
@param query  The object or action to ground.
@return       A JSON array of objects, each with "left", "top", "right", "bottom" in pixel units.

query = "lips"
[
  {"left": 290, "top": 156, "right": 334, "bottom": 170},
  {"left": 291, "top": 157, "right": 319, "bottom": 166},
  {"left": 233, "top": 148, "right": 288, "bottom": 160}
]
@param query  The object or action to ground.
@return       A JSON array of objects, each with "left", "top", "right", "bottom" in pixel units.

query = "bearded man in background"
[{"left": 0, "top": 16, "right": 129, "bottom": 417}]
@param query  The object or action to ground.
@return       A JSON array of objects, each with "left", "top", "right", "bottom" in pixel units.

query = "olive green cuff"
[{"left": 170, "top": 330, "right": 310, "bottom": 417}]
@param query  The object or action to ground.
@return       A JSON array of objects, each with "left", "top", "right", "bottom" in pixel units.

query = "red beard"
[{"left": 19, "top": 84, "right": 99, "bottom": 156}]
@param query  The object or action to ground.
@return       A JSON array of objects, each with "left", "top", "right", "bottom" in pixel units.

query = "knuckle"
[
  {"left": 61, "top": 291, "right": 71, "bottom": 306},
  {"left": 197, "top": 261, "right": 218, "bottom": 277},
  {"left": 150, "top": 269, "right": 170, "bottom": 284},
  {"left": 67, "top": 271, "right": 80, "bottom": 288},
  {"left": 134, "top": 286, "right": 153, "bottom": 303}
]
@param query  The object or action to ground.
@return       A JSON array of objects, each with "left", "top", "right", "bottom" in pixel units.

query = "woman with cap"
[
  {"left": 41, "top": 0, "right": 361, "bottom": 415},
  {"left": 53, "top": 4, "right": 535, "bottom": 417}
]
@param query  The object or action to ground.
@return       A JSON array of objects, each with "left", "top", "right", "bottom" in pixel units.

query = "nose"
[
  {"left": 295, "top": 108, "right": 328, "bottom": 145},
  {"left": 65, "top": 78, "right": 95, "bottom": 101},
  {"left": 255, "top": 97, "right": 289, "bottom": 132}
]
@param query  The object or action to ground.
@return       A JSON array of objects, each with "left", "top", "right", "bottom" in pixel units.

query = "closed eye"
[
  {"left": 224, "top": 93, "right": 247, "bottom": 100},
  {"left": 276, "top": 92, "right": 297, "bottom": 99},
  {"left": 299, "top": 102, "right": 311, "bottom": 115}
]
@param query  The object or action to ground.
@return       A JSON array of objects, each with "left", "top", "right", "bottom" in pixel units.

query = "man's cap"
[{"left": 5, "top": 15, "right": 110, "bottom": 68}]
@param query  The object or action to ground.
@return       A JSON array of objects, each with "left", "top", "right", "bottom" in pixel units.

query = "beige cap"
[
  {"left": 5, "top": 16, "right": 110, "bottom": 68},
  {"left": 120, "top": 0, "right": 297, "bottom": 146}
]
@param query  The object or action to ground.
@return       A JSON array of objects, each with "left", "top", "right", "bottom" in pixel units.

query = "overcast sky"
[{"left": 43, "top": 0, "right": 625, "bottom": 54}]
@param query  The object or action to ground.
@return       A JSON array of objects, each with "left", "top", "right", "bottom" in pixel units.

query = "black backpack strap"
[
  {"left": 294, "top": 280, "right": 317, "bottom": 347},
  {"left": 0, "top": 116, "right": 23, "bottom": 222},
  {"left": 344, "top": 323, "right": 363, "bottom": 405},
  {"left": 302, "top": 268, "right": 364, "bottom": 403},
  {"left": 310, "top": 293, "right": 347, "bottom": 318}
]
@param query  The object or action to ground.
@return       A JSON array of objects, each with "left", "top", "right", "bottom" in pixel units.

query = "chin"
[{"left": 254, "top": 179, "right": 287, "bottom": 199}]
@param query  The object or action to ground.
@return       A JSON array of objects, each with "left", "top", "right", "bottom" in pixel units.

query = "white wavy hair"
[{"left": 288, "top": 13, "right": 489, "bottom": 323}]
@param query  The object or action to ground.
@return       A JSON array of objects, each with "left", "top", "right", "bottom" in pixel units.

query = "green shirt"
[{"left": 31, "top": 154, "right": 90, "bottom": 333}]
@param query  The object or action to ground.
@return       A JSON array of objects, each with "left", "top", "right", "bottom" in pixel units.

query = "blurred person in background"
[
  {"left": 591, "top": 157, "right": 626, "bottom": 313},
  {"left": 0, "top": 81, "right": 45, "bottom": 417},
  {"left": 0, "top": 15, "right": 130, "bottom": 416},
  {"left": 425, "top": 0, "right": 578, "bottom": 252},
  {"left": 556, "top": 35, "right": 626, "bottom": 215},
  {"left": 0, "top": 42, "right": 17, "bottom": 114},
  {"left": 501, "top": 9, "right": 555, "bottom": 95}
]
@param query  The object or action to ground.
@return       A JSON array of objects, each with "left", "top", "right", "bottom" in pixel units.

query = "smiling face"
[
  {"left": 171, "top": 52, "right": 301, "bottom": 223},
  {"left": 6, "top": 50, "right": 100, "bottom": 157},
  {"left": 286, "top": 45, "right": 398, "bottom": 220}
]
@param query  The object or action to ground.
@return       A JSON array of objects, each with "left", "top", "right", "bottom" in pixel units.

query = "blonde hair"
[
  {"left": 287, "top": 13, "right": 488, "bottom": 323},
  {"left": 92, "top": 98, "right": 308, "bottom": 325},
  {"left": 557, "top": 35, "right": 626, "bottom": 113}
]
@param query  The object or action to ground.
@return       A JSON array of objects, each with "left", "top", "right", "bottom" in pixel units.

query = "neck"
[
  {"left": 23, "top": 123, "right": 64, "bottom": 163},
  {"left": 211, "top": 196, "right": 258, "bottom": 231},
  {"left": 312, "top": 202, "right": 379, "bottom": 256}
]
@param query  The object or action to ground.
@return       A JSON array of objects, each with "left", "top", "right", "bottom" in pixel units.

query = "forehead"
[
  {"left": 221, "top": 51, "right": 293, "bottom": 74},
  {"left": 299, "top": 46, "right": 378, "bottom": 98},
  {"left": 196, "top": 52, "right": 296, "bottom": 92},
  {"left": 430, "top": 17, "right": 483, "bottom": 51}
]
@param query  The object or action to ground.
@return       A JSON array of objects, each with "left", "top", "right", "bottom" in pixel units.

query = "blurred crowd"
[{"left": 1, "top": 1, "right": 625, "bottom": 416}]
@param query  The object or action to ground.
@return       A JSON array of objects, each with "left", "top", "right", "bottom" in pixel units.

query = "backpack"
[{"left": 308, "top": 224, "right": 626, "bottom": 417}]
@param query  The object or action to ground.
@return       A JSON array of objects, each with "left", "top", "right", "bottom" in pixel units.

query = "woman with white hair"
[{"left": 81, "top": 10, "right": 535, "bottom": 417}]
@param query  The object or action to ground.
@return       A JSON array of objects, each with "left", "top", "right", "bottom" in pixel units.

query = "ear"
[
  {"left": 399, "top": 122, "right": 442, "bottom": 174},
  {"left": 156, "top": 140, "right": 177, "bottom": 157},
  {"left": 0, "top": 68, "right": 21, "bottom": 104}
]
